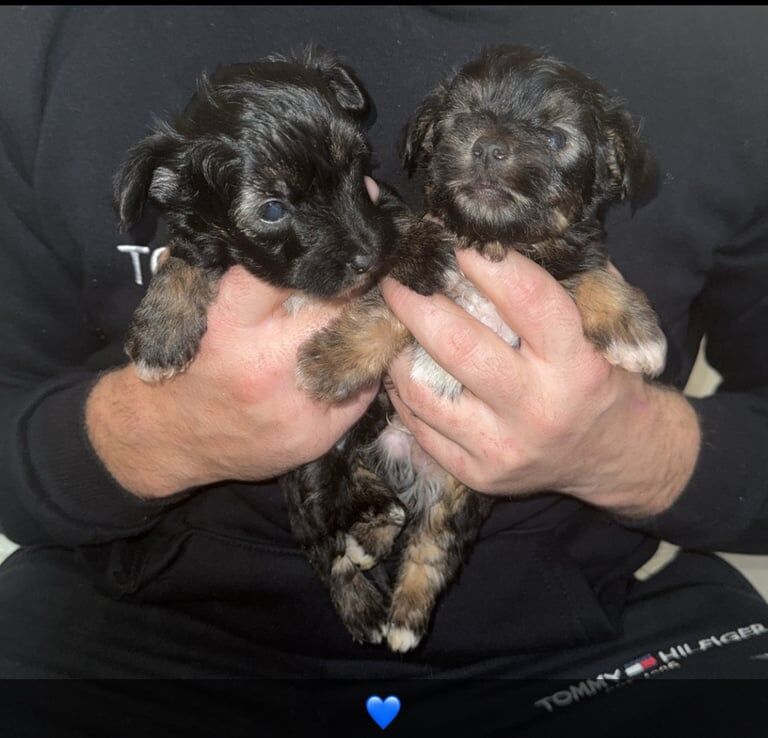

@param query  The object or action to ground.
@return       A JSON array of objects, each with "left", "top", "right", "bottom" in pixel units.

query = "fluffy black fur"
[
  {"left": 116, "top": 48, "right": 390, "bottom": 292},
  {"left": 295, "top": 45, "right": 667, "bottom": 653},
  {"left": 400, "top": 45, "right": 657, "bottom": 269},
  {"left": 117, "top": 45, "right": 666, "bottom": 653},
  {"left": 114, "top": 48, "right": 420, "bottom": 642}
]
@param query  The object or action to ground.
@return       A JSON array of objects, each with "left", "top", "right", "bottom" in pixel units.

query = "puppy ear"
[
  {"left": 301, "top": 47, "right": 369, "bottom": 118},
  {"left": 602, "top": 102, "right": 659, "bottom": 209},
  {"left": 113, "top": 127, "right": 176, "bottom": 232},
  {"left": 398, "top": 87, "right": 446, "bottom": 176}
]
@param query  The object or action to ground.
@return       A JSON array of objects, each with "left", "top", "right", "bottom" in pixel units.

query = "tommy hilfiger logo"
[
  {"left": 623, "top": 654, "right": 658, "bottom": 678},
  {"left": 655, "top": 623, "right": 767, "bottom": 664},
  {"left": 117, "top": 245, "right": 169, "bottom": 285},
  {"left": 534, "top": 622, "right": 767, "bottom": 713}
]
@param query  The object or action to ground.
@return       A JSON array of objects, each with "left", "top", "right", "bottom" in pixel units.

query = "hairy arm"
[{"left": 87, "top": 267, "right": 377, "bottom": 499}]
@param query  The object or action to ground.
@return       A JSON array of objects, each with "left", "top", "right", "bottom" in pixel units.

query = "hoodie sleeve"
[
  {"left": 0, "top": 6, "right": 175, "bottom": 546},
  {"left": 625, "top": 212, "right": 768, "bottom": 553}
]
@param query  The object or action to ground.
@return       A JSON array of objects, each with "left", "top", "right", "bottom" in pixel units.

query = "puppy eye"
[
  {"left": 260, "top": 200, "right": 287, "bottom": 223},
  {"left": 545, "top": 128, "right": 567, "bottom": 150}
]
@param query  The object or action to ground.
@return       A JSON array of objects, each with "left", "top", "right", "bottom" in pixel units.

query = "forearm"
[
  {"left": 620, "top": 388, "right": 768, "bottom": 552},
  {"left": 564, "top": 376, "right": 701, "bottom": 518},
  {"left": 85, "top": 367, "right": 211, "bottom": 499},
  {"left": 86, "top": 272, "right": 381, "bottom": 502}
]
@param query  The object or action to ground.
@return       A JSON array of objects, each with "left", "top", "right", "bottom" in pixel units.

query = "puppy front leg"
[
  {"left": 125, "top": 253, "right": 221, "bottom": 382},
  {"left": 386, "top": 208, "right": 458, "bottom": 297},
  {"left": 297, "top": 288, "right": 412, "bottom": 403},
  {"left": 297, "top": 209, "right": 457, "bottom": 404},
  {"left": 386, "top": 478, "right": 494, "bottom": 652},
  {"left": 561, "top": 267, "right": 667, "bottom": 377}
]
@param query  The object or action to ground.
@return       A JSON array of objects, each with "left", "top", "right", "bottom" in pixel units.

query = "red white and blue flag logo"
[{"left": 624, "top": 654, "right": 658, "bottom": 677}]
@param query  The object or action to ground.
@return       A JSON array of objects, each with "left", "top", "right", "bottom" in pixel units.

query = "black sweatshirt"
[{"left": 0, "top": 6, "right": 766, "bottom": 660}]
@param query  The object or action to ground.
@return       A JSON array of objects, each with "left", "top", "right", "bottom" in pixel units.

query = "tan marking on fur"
[
  {"left": 562, "top": 268, "right": 667, "bottom": 376},
  {"left": 126, "top": 253, "right": 218, "bottom": 381},
  {"left": 351, "top": 312, "right": 411, "bottom": 376},
  {"left": 297, "top": 290, "right": 413, "bottom": 402},
  {"left": 397, "top": 560, "right": 444, "bottom": 599},
  {"left": 365, "top": 523, "right": 402, "bottom": 550},
  {"left": 480, "top": 240, "right": 506, "bottom": 262},
  {"left": 409, "top": 540, "right": 443, "bottom": 566},
  {"left": 565, "top": 269, "right": 627, "bottom": 342},
  {"left": 438, "top": 476, "right": 471, "bottom": 520},
  {"left": 351, "top": 463, "right": 380, "bottom": 482},
  {"left": 552, "top": 209, "right": 570, "bottom": 233},
  {"left": 422, "top": 478, "right": 468, "bottom": 531},
  {"left": 385, "top": 476, "right": 472, "bottom": 652}
]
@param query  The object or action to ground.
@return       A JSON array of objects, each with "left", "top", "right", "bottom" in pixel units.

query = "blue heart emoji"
[{"left": 366, "top": 695, "right": 401, "bottom": 730}]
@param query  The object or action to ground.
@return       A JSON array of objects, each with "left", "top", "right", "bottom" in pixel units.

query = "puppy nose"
[
  {"left": 349, "top": 253, "right": 373, "bottom": 274},
  {"left": 472, "top": 136, "right": 509, "bottom": 161}
]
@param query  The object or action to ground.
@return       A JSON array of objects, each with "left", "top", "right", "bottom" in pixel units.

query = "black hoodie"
[{"left": 0, "top": 5, "right": 766, "bottom": 668}]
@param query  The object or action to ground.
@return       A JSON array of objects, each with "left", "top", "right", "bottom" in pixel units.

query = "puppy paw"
[
  {"left": 124, "top": 255, "right": 217, "bottom": 384},
  {"left": 386, "top": 585, "right": 432, "bottom": 653},
  {"left": 346, "top": 502, "right": 406, "bottom": 570},
  {"left": 386, "top": 625, "right": 422, "bottom": 653},
  {"left": 125, "top": 325, "right": 198, "bottom": 384},
  {"left": 568, "top": 269, "right": 667, "bottom": 379},
  {"left": 330, "top": 554, "right": 390, "bottom": 645},
  {"left": 603, "top": 328, "right": 667, "bottom": 377},
  {"left": 597, "top": 295, "right": 667, "bottom": 377},
  {"left": 132, "top": 358, "right": 189, "bottom": 383},
  {"left": 296, "top": 328, "right": 378, "bottom": 403}
]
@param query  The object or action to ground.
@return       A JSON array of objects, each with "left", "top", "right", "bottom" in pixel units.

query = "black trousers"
[{"left": 0, "top": 546, "right": 767, "bottom": 737}]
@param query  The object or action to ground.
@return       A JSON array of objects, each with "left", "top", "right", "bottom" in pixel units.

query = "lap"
[{"left": 1, "top": 545, "right": 766, "bottom": 736}]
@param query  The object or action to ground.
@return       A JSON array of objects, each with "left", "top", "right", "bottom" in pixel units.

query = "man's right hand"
[{"left": 86, "top": 266, "right": 377, "bottom": 499}]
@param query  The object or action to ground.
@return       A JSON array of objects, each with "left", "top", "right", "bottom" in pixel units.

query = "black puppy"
[
  {"left": 298, "top": 46, "right": 666, "bottom": 652},
  {"left": 115, "top": 47, "right": 394, "bottom": 382},
  {"left": 114, "top": 48, "right": 450, "bottom": 644}
]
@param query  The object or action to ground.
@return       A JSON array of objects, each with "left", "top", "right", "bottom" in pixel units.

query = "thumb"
[{"left": 212, "top": 265, "right": 292, "bottom": 327}]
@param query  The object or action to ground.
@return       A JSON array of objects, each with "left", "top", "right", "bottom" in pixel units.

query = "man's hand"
[
  {"left": 380, "top": 249, "right": 701, "bottom": 519},
  {"left": 87, "top": 266, "right": 377, "bottom": 499}
]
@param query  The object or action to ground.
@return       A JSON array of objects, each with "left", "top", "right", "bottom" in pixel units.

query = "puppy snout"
[
  {"left": 348, "top": 253, "right": 374, "bottom": 274},
  {"left": 472, "top": 136, "right": 509, "bottom": 162}
]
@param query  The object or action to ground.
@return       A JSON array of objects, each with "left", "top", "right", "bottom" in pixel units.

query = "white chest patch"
[
  {"left": 376, "top": 270, "right": 521, "bottom": 510},
  {"left": 409, "top": 269, "right": 520, "bottom": 399}
]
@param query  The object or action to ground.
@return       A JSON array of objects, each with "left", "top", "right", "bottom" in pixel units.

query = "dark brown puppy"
[{"left": 298, "top": 46, "right": 666, "bottom": 652}]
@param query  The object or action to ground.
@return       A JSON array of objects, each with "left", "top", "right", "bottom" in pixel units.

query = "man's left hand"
[{"left": 380, "top": 249, "right": 701, "bottom": 519}]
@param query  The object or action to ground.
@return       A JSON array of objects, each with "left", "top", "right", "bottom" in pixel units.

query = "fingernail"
[{"left": 364, "top": 176, "right": 380, "bottom": 203}]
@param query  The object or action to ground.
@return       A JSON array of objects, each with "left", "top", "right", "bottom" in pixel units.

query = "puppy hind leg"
[
  {"left": 333, "top": 461, "right": 404, "bottom": 643},
  {"left": 562, "top": 267, "right": 667, "bottom": 377},
  {"left": 329, "top": 552, "right": 390, "bottom": 645},
  {"left": 282, "top": 455, "right": 391, "bottom": 645},
  {"left": 125, "top": 253, "right": 221, "bottom": 382},
  {"left": 345, "top": 461, "right": 406, "bottom": 571},
  {"left": 386, "top": 479, "right": 493, "bottom": 653}
]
